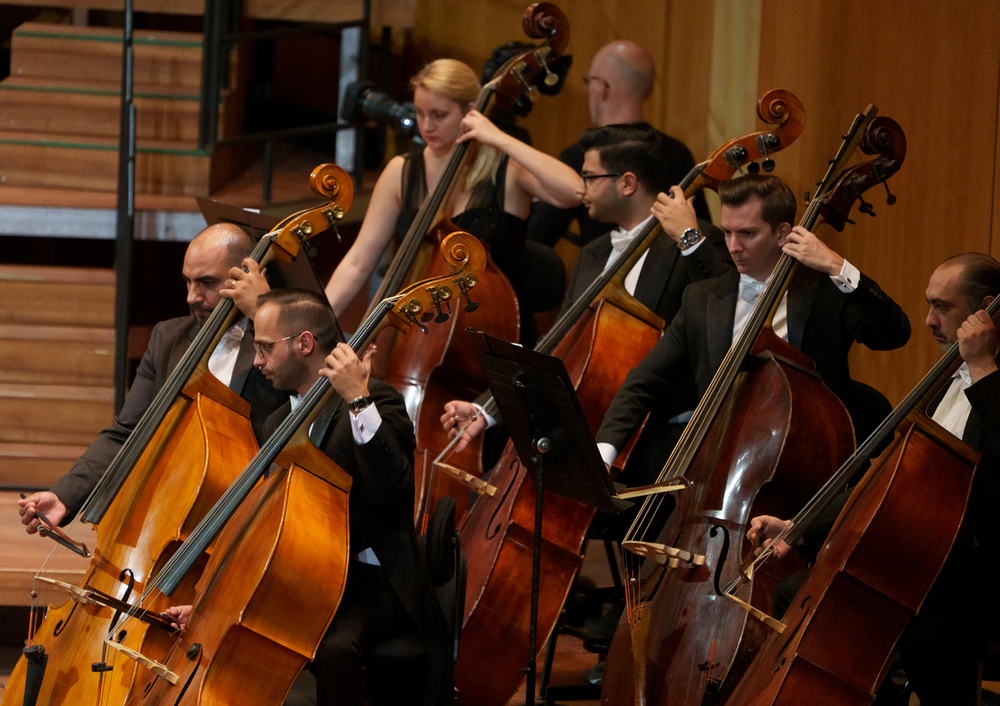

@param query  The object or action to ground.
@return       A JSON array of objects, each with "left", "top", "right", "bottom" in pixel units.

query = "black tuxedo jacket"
[
  {"left": 933, "top": 368, "right": 1000, "bottom": 558},
  {"left": 559, "top": 218, "right": 730, "bottom": 322},
  {"left": 597, "top": 266, "right": 912, "bottom": 454},
  {"left": 263, "top": 380, "right": 449, "bottom": 705},
  {"left": 52, "top": 315, "right": 288, "bottom": 519}
]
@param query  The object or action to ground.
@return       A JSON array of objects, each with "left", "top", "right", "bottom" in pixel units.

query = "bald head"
[
  {"left": 188, "top": 222, "right": 255, "bottom": 267},
  {"left": 587, "top": 41, "right": 655, "bottom": 126},
  {"left": 183, "top": 223, "right": 255, "bottom": 322}
]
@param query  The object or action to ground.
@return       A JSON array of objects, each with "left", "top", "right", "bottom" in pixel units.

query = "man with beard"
[
  {"left": 19, "top": 223, "right": 288, "bottom": 531},
  {"left": 165, "top": 288, "right": 447, "bottom": 705},
  {"left": 749, "top": 253, "right": 1000, "bottom": 705}
]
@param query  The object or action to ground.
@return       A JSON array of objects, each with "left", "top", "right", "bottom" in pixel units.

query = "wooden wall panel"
[
  {"left": 757, "top": 0, "right": 1000, "bottom": 405},
  {"left": 411, "top": 0, "right": 719, "bottom": 168},
  {"left": 411, "top": 0, "right": 1000, "bottom": 405}
]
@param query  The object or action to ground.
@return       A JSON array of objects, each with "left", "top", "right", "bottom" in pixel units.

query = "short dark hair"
[
  {"left": 943, "top": 252, "right": 1000, "bottom": 312},
  {"left": 718, "top": 174, "right": 797, "bottom": 230},
  {"left": 255, "top": 289, "right": 344, "bottom": 351},
  {"left": 578, "top": 122, "right": 673, "bottom": 195}
]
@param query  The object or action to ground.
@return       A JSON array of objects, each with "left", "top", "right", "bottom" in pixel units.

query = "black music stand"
[{"left": 471, "top": 331, "right": 626, "bottom": 706}]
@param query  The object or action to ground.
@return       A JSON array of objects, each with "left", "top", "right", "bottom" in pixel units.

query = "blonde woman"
[{"left": 323, "top": 58, "right": 582, "bottom": 317}]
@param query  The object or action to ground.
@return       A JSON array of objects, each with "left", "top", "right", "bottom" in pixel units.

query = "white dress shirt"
[
  {"left": 207, "top": 319, "right": 248, "bottom": 388},
  {"left": 598, "top": 259, "right": 862, "bottom": 467},
  {"left": 931, "top": 363, "right": 974, "bottom": 440}
]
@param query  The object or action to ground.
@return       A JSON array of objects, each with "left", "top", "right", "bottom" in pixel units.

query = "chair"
[{"left": 365, "top": 497, "right": 465, "bottom": 705}]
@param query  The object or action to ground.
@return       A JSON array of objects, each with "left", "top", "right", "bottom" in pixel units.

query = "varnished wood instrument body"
[{"left": 0, "top": 165, "right": 352, "bottom": 706}]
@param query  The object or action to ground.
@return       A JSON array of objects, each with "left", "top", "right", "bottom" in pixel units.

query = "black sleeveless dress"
[{"left": 394, "top": 147, "right": 536, "bottom": 343}]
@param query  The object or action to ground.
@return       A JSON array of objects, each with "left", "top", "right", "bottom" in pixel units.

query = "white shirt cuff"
[
  {"left": 830, "top": 259, "right": 860, "bottom": 293},
  {"left": 597, "top": 442, "right": 618, "bottom": 467},
  {"left": 679, "top": 235, "right": 706, "bottom": 256},
  {"left": 350, "top": 403, "right": 382, "bottom": 445},
  {"left": 474, "top": 402, "right": 497, "bottom": 429}
]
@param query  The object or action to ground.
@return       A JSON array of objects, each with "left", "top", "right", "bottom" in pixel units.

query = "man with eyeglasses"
[
  {"left": 209, "top": 287, "right": 447, "bottom": 706},
  {"left": 527, "top": 39, "right": 709, "bottom": 247},
  {"left": 19, "top": 223, "right": 288, "bottom": 533},
  {"left": 441, "top": 122, "right": 729, "bottom": 545}
]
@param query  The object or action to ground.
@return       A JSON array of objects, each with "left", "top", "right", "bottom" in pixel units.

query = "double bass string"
[{"left": 616, "top": 131, "right": 850, "bottom": 604}]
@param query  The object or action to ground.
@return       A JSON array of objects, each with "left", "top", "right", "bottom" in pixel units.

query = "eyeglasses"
[
  {"left": 582, "top": 75, "right": 610, "bottom": 89},
  {"left": 253, "top": 332, "right": 303, "bottom": 357},
  {"left": 581, "top": 172, "right": 623, "bottom": 185}
]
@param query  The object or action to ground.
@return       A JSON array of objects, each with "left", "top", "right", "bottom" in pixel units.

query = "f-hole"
[
  {"left": 771, "top": 595, "right": 812, "bottom": 674},
  {"left": 110, "top": 569, "right": 136, "bottom": 630},
  {"left": 709, "top": 525, "right": 731, "bottom": 596}
]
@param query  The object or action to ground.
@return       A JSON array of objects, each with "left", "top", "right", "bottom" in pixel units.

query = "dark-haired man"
[
  {"left": 749, "top": 252, "right": 1000, "bottom": 705},
  {"left": 19, "top": 223, "right": 288, "bottom": 531},
  {"left": 441, "top": 122, "right": 730, "bottom": 473},
  {"left": 527, "top": 40, "right": 710, "bottom": 246},
  {"left": 241, "top": 289, "right": 446, "bottom": 706},
  {"left": 596, "top": 173, "right": 911, "bottom": 467}
]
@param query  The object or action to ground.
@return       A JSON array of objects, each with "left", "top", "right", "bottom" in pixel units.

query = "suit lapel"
[
  {"left": 229, "top": 322, "right": 256, "bottom": 394},
  {"left": 707, "top": 272, "right": 738, "bottom": 373},
  {"left": 633, "top": 233, "right": 678, "bottom": 311},
  {"left": 786, "top": 269, "right": 820, "bottom": 351},
  {"left": 311, "top": 397, "right": 344, "bottom": 447}
]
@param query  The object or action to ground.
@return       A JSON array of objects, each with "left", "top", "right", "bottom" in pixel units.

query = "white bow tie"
[
  {"left": 610, "top": 227, "right": 633, "bottom": 254},
  {"left": 738, "top": 275, "right": 766, "bottom": 303}
]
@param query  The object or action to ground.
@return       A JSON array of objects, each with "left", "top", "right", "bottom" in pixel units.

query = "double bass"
[
  {"left": 719, "top": 290, "right": 1000, "bottom": 705},
  {"left": 600, "top": 110, "right": 907, "bottom": 706},
  {"left": 365, "top": 3, "right": 571, "bottom": 523},
  {"left": 103, "top": 233, "right": 489, "bottom": 706},
  {"left": 2, "top": 165, "right": 353, "bottom": 706},
  {"left": 453, "top": 90, "right": 806, "bottom": 706}
]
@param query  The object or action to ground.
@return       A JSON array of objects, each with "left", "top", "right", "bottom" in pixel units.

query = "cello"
[
  {"left": 1, "top": 165, "right": 352, "bottom": 706},
  {"left": 599, "top": 111, "right": 907, "bottom": 706},
  {"left": 365, "top": 3, "right": 571, "bottom": 523},
  {"left": 452, "top": 91, "right": 805, "bottom": 706},
  {"left": 102, "top": 233, "right": 488, "bottom": 706},
  {"left": 718, "top": 292, "right": 1000, "bottom": 705}
]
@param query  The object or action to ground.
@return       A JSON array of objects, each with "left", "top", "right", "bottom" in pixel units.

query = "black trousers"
[{"left": 311, "top": 561, "right": 410, "bottom": 706}]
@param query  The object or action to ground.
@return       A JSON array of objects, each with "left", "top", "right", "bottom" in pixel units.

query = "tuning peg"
[
  {"left": 456, "top": 275, "right": 479, "bottom": 313},
  {"left": 537, "top": 52, "right": 559, "bottom": 87},
  {"left": 401, "top": 299, "right": 429, "bottom": 333},
  {"left": 858, "top": 195, "right": 876, "bottom": 217},
  {"left": 883, "top": 182, "right": 897, "bottom": 205},
  {"left": 516, "top": 71, "right": 540, "bottom": 103},
  {"left": 747, "top": 161, "right": 760, "bottom": 174},
  {"left": 754, "top": 134, "right": 775, "bottom": 172},
  {"left": 424, "top": 285, "right": 453, "bottom": 324}
]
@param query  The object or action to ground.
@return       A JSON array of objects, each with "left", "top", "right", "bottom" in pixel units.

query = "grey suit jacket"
[{"left": 51, "top": 315, "right": 288, "bottom": 519}]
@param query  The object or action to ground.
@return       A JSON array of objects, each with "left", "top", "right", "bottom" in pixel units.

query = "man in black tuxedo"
[
  {"left": 527, "top": 39, "right": 709, "bottom": 247},
  {"left": 749, "top": 252, "right": 1000, "bottom": 705},
  {"left": 249, "top": 289, "right": 447, "bottom": 706},
  {"left": 441, "top": 123, "right": 730, "bottom": 485},
  {"left": 595, "top": 173, "right": 911, "bottom": 468},
  {"left": 19, "top": 223, "right": 288, "bottom": 530}
]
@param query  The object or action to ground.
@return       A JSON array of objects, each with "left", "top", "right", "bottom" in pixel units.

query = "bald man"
[
  {"left": 19, "top": 223, "right": 289, "bottom": 531},
  {"left": 527, "top": 39, "right": 709, "bottom": 247}
]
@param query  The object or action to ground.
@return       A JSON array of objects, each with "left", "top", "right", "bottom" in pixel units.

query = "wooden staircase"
[
  {"left": 0, "top": 265, "right": 116, "bottom": 490},
  {"left": 0, "top": 22, "right": 236, "bottom": 198}
]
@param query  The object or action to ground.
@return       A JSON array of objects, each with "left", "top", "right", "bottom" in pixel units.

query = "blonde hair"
[{"left": 411, "top": 59, "right": 503, "bottom": 190}]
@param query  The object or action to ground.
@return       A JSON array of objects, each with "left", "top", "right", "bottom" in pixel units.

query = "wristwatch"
[
  {"left": 679, "top": 227, "right": 703, "bottom": 250},
  {"left": 350, "top": 395, "right": 373, "bottom": 414}
]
